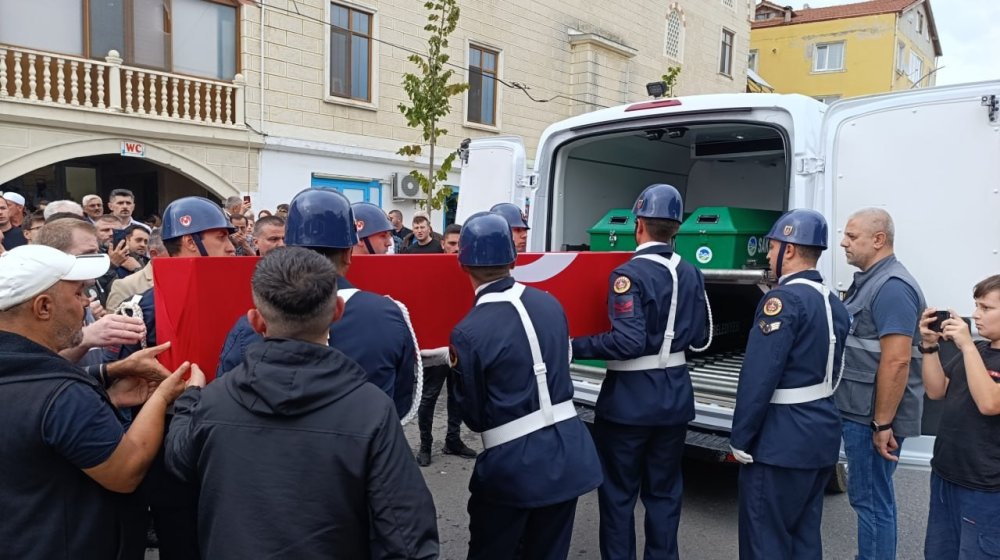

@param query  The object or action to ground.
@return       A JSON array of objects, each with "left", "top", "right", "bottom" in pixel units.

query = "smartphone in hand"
[
  {"left": 928, "top": 310, "right": 950, "bottom": 333},
  {"left": 112, "top": 228, "right": 128, "bottom": 248}
]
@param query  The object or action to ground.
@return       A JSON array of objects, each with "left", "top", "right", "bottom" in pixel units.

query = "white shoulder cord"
[
  {"left": 389, "top": 296, "right": 424, "bottom": 426},
  {"left": 116, "top": 294, "right": 147, "bottom": 349},
  {"left": 689, "top": 290, "right": 713, "bottom": 353}
]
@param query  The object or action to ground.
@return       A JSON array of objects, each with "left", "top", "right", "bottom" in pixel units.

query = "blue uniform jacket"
[
  {"left": 450, "top": 277, "right": 603, "bottom": 508},
  {"left": 730, "top": 269, "right": 849, "bottom": 469},
  {"left": 572, "top": 243, "right": 708, "bottom": 426},
  {"left": 216, "top": 278, "right": 416, "bottom": 419}
]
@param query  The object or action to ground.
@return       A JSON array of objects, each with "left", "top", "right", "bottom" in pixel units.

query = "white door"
[
  {"left": 455, "top": 136, "right": 528, "bottom": 225},
  {"left": 823, "top": 82, "right": 1000, "bottom": 314}
]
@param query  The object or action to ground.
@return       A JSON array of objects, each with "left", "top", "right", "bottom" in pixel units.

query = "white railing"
[{"left": 0, "top": 46, "right": 245, "bottom": 127}]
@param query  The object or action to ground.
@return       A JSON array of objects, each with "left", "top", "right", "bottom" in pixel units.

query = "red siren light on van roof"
[{"left": 625, "top": 99, "right": 682, "bottom": 112}]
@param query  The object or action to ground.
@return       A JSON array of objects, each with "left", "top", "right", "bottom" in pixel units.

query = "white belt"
[
  {"left": 338, "top": 288, "right": 359, "bottom": 303},
  {"left": 476, "top": 282, "right": 577, "bottom": 450},
  {"left": 327, "top": 289, "right": 359, "bottom": 345},
  {"left": 481, "top": 400, "right": 578, "bottom": 449},
  {"left": 607, "top": 351, "right": 687, "bottom": 371},
  {"left": 608, "top": 252, "right": 686, "bottom": 371},
  {"left": 769, "top": 278, "right": 838, "bottom": 405}
]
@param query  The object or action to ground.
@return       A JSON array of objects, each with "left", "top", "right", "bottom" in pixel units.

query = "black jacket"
[
  {"left": 165, "top": 338, "right": 439, "bottom": 560},
  {"left": 0, "top": 331, "right": 126, "bottom": 560}
]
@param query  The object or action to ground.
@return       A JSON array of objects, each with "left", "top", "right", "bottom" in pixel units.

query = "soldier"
[
  {"left": 572, "top": 183, "right": 708, "bottom": 560},
  {"left": 449, "top": 212, "right": 601, "bottom": 559},
  {"left": 490, "top": 202, "right": 530, "bottom": 253},
  {"left": 217, "top": 190, "right": 417, "bottom": 420},
  {"left": 730, "top": 209, "right": 849, "bottom": 559},
  {"left": 351, "top": 201, "right": 394, "bottom": 255},
  {"left": 114, "top": 196, "right": 236, "bottom": 560}
]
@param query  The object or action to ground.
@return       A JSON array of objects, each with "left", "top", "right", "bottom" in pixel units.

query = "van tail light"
[{"left": 625, "top": 99, "right": 682, "bottom": 112}]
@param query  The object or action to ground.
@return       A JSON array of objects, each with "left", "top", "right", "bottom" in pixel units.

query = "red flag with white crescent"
[{"left": 153, "top": 252, "right": 630, "bottom": 377}]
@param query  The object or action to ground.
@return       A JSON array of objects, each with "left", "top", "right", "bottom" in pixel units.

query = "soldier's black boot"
[{"left": 416, "top": 443, "right": 432, "bottom": 467}]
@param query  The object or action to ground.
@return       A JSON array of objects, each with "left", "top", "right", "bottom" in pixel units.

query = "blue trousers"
[
  {"left": 467, "top": 493, "right": 578, "bottom": 560},
  {"left": 842, "top": 419, "right": 904, "bottom": 560},
  {"left": 925, "top": 472, "right": 1000, "bottom": 560},
  {"left": 738, "top": 462, "right": 832, "bottom": 560},
  {"left": 593, "top": 419, "right": 686, "bottom": 560}
]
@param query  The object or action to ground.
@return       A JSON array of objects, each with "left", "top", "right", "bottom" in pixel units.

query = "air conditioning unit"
[{"left": 393, "top": 174, "right": 423, "bottom": 200}]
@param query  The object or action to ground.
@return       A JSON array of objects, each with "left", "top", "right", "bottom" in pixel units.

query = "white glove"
[
  {"left": 420, "top": 346, "right": 451, "bottom": 368},
  {"left": 730, "top": 446, "right": 754, "bottom": 465}
]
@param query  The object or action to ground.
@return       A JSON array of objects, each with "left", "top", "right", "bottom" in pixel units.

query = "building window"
[
  {"left": 755, "top": 12, "right": 773, "bottom": 20},
  {"left": 311, "top": 176, "right": 382, "bottom": 205},
  {"left": 719, "top": 28, "right": 735, "bottom": 76},
  {"left": 468, "top": 45, "right": 498, "bottom": 126},
  {"left": 917, "top": 11, "right": 925, "bottom": 35},
  {"left": 909, "top": 53, "right": 924, "bottom": 86},
  {"left": 664, "top": 8, "right": 684, "bottom": 61},
  {"left": 172, "top": 0, "right": 238, "bottom": 79},
  {"left": 0, "top": 0, "right": 237, "bottom": 80},
  {"left": 0, "top": 0, "right": 83, "bottom": 56},
  {"left": 722, "top": 0, "right": 735, "bottom": 9},
  {"left": 896, "top": 42, "right": 906, "bottom": 74},
  {"left": 748, "top": 49, "right": 758, "bottom": 72},
  {"left": 814, "top": 95, "right": 841, "bottom": 105},
  {"left": 813, "top": 42, "right": 844, "bottom": 72},
  {"left": 330, "top": 2, "right": 372, "bottom": 101}
]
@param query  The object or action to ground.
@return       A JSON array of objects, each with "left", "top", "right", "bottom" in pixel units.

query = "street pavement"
[
  {"left": 407, "top": 394, "right": 932, "bottom": 560},
  {"left": 147, "top": 393, "right": 932, "bottom": 559}
]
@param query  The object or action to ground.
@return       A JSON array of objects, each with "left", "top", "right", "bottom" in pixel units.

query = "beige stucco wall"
[
  {"left": 247, "top": 0, "right": 751, "bottom": 160},
  {"left": 0, "top": 105, "right": 260, "bottom": 199}
]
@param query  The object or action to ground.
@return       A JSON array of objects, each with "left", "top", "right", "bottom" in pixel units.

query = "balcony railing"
[{"left": 0, "top": 45, "right": 245, "bottom": 127}]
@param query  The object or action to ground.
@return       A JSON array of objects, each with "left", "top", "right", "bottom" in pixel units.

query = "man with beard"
[{"left": 0, "top": 244, "right": 202, "bottom": 560}]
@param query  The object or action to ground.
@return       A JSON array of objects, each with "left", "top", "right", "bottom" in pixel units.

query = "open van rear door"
[
  {"left": 456, "top": 136, "right": 529, "bottom": 225},
  {"left": 824, "top": 82, "right": 1000, "bottom": 310}
]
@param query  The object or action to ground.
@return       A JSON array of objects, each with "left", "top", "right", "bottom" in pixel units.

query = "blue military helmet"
[
  {"left": 458, "top": 212, "right": 516, "bottom": 267},
  {"left": 632, "top": 183, "right": 683, "bottom": 222},
  {"left": 766, "top": 209, "right": 829, "bottom": 249},
  {"left": 161, "top": 196, "right": 235, "bottom": 241},
  {"left": 489, "top": 202, "right": 530, "bottom": 230},
  {"left": 285, "top": 189, "right": 359, "bottom": 249},
  {"left": 351, "top": 202, "right": 394, "bottom": 239}
]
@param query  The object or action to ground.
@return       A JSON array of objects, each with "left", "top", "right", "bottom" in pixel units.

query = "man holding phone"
[
  {"left": 920, "top": 275, "right": 1000, "bottom": 558},
  {"left": 109, "top": 225, "right": 148, "bottom": 279}
]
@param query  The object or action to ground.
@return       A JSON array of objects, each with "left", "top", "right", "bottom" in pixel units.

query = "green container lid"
[
  {"left": 675, "top": 207, "right": 782, "bottom": 269},
  {"left": 587, "top": 208, "right": 637, "bottom": 252}
]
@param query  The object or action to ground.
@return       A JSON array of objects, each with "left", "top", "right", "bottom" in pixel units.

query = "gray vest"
[{"left": 835, "top": 255, "right": 926, "bottom": 438}]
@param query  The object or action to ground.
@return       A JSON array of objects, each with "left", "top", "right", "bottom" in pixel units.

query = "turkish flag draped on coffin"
[{"left": 153, "top": 252, "right": 631, "bottom": 377}]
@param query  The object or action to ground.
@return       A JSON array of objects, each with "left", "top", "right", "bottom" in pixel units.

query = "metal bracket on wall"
[{"left": 982, "top": 95, "right": 999, "bottom": 123}]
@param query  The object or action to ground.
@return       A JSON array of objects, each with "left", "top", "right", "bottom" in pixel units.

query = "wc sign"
[{"left": 120, "top": 141, "right": 146, "bottom": 158}]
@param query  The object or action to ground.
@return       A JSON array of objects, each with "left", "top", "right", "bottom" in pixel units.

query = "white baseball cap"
[
  {"left": 0, "top": 245, "right": 110, "bottom": 311},
  {"left": 2, "top": 192, "right": 25, "bottom": 206}
]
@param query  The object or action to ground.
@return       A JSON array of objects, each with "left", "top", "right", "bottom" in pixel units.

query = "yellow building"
[{"left": 750, "top": 0, "right": 942, "bottom": 102}]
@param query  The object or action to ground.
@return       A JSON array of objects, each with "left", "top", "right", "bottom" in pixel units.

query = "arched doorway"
[{"left": 0, "top": 137, "right": 240, "bottom": 217}]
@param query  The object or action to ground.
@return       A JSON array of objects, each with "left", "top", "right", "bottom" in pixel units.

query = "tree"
[
  {"left": 661, "top": 66, "right": 682, "bottom": 97},
  {"left": 397, "top": 0, "right": 469, "bottom": 220}
]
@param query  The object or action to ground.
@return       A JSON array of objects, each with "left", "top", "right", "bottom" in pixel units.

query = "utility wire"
[{"left": 265, "top": 0, "right": 610, "bottom": 109}]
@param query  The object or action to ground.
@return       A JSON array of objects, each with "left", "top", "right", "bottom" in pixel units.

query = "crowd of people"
[{"left": 0, "top": 183, "right": 997, "bottom": 560}]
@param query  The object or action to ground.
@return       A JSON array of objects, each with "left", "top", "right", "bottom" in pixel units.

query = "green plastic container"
[
  {"left": 675, "top": 207, "right": 782, "bottom": 269},
  {"left": 587, "top": 209, "right": 637, "bottom": 251}
]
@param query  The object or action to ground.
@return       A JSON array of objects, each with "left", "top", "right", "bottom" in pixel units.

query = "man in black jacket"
[{"left": 165, "top": 247, "right": 439, "bottom": 560}]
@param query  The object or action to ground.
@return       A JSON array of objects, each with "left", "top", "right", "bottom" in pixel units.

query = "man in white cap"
[
  {"left": 3, "top": 191, "right": 27, "bottom": 228},
  {"left": 0, "top": 245, "right": 205, "bottom": 560},
  {"left": 0, "top": 195, "right": 27, "bottom": 252}
]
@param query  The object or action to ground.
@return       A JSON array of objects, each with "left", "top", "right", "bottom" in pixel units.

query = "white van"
[{"left": 456, "top": 82, "right": 1000, "bottom": 480}]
